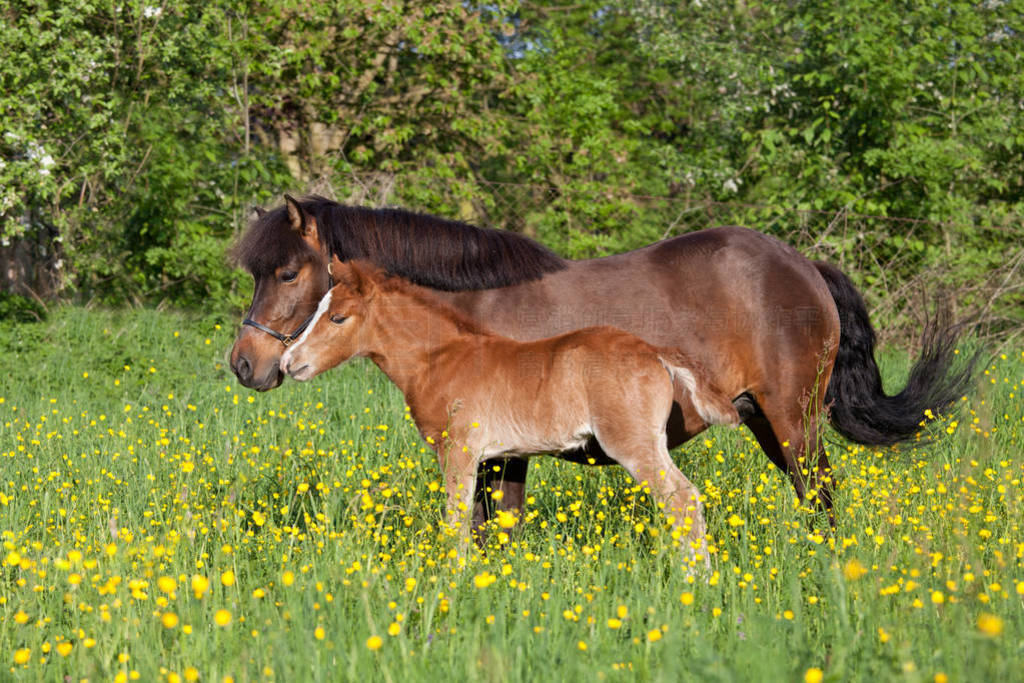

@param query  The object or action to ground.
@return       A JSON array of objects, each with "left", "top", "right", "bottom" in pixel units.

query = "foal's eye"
[
  {"left": 280, "top": 271, "right": 298, "bottom": 283},
  {"left": 329, "top": 314, "right": 347, "bottom": 325}
]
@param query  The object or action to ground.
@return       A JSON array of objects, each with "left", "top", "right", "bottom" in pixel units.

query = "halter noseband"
[{"left": 241, "top": 264, "right": 335, "bottom": 347}]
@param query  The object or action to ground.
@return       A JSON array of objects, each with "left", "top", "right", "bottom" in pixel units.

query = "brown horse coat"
[{"left": 280, "top": 260, "right": 740, "bottom": 567}]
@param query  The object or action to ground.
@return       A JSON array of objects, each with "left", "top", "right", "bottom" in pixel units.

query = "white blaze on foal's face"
[{"left": 280, "top": 284, "right": 362, "bottom": 381}]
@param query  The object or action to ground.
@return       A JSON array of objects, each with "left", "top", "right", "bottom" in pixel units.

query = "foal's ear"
[
  {"left": 283, "top": 194, "right": 323, "bottom": 249},
  {"left": 345, "top": 260, "right": 380, "bottom": 300}
]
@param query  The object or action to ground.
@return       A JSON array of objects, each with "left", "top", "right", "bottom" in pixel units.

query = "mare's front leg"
[{"left": 472, "top": 458, "right": 528, "bottom": 538}]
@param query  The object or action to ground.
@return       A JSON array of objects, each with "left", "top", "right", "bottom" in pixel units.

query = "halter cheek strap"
[
  {"left": 241, "top": 264, "right": 335, "bottom": 347},
  {"left": 241, "top": 315, "right": 313, "bottom": 347}
]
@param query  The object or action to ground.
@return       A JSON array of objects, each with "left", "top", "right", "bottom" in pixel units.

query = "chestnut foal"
[{"left": 280, "top": 260, "right": 739, "bottom": 570}]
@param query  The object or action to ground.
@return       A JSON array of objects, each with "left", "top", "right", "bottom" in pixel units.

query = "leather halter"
[{"left": 241, "top": 265, "right": 334, "bottom": 347}]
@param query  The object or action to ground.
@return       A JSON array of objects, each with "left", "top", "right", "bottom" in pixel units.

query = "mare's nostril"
[{"left": 234, "top": 355, "right": 253, "bottom": 383}]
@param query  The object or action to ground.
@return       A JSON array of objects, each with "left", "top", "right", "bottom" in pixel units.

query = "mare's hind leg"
[
  {"left": 596, "top": 425, "right": 710, "bottom": 574},
  {"left": 748, "top": 392, "right": 836, "bottom": 521}
]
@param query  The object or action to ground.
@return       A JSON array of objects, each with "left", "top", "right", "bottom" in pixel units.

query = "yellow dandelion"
[
  {"left": 14, "top": 648, "right": 31, "bottom": 665},
  {"left": 680, "top": 592, "right": 694, "bottom": 606},
  {"left": 804, "top": 667, "right": 824, "bottom": 683},
  {"left": 387, "top": 622, "right": 401, "bottom": 636},
  {"left": 366, "top": 635, "right": 383, "bottom": 651},
  {"left": 56, "top": 642, "right": 73, "bottom": 657},
  {"left": 215, "top": 609, "right": 232, "bottom": 626},
  {"left": 315, "top": 626, "right": 326, "bottom": 641},
  {"left": 282, "top": 571, "right": 296, "bottom": 587},
  {"left": 162, "top": 612, "right": 180, "bottom": 629},
  {"left": 607, "top": 618, "right": 622, "bottom": 629},
  {"left": 221, "top": 570, "right": 235, "bottom": 587},
  {"left": 646, "top": 629, "right": 662, "bottom": 642},
  {"left": 930, "top": 590, "right": 945, "bottom": 605},
  {"left": 184, "top": 667, "right": 200, "bottom": 682}
]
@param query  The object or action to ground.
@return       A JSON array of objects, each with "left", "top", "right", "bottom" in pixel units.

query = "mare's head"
[
  {"left": 230, "top": 193, "right": 566, "bottom": 390},
  {"left": 279, "top": 261, "right": 381, "bottom": 382},
  {"left": 229, "top": 196, "right": 332, "bottom": 390}
]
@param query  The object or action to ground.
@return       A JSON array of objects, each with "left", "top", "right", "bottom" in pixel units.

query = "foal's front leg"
[{"left": 440, "top": 446, "right": 480, "bottom": 557}]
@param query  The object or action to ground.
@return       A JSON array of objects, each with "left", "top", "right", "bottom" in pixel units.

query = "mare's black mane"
[{"left": 232, "top": 196, "right": 567, "bottom": 291}]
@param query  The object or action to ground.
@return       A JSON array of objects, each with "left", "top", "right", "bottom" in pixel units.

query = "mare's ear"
[
  {"left": 250, "top": 205, "right": 266, "bottom": 219},
  {"left": 284, "top": 194, "right": 324, "bottom": 252}
]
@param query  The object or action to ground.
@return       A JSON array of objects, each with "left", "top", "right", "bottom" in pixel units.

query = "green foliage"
[
  {"left": 0, "top": 291, "right": 46, "bottom": 322},
  {"left": 1, "top": 0, "right": 1021, "bottom": 321}
]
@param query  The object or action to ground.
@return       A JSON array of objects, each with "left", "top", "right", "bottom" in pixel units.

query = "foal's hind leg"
[{"left": 596, "top": 425, "right": 710, "bottom": 574}]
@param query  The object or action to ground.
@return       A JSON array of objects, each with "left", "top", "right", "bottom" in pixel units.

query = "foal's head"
[{"left": 279, "top": 261, "right": 380, "bottom": 382}]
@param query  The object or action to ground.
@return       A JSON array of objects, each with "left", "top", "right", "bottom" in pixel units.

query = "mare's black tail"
[{"left": 815, "top": 262, "right": 976, "bottom": 445}]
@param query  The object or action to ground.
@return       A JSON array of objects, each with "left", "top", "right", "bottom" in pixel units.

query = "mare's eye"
[
  {"left": 329, "top": 314, "right": 347, "bottom": 325},
  {"left": 280, "top": 271, "right": 298, "bottom": 283}
]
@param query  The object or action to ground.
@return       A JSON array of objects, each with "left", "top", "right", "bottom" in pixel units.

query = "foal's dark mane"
[{"left": 234, "top": 196, "right": 567, "bottom": 291}]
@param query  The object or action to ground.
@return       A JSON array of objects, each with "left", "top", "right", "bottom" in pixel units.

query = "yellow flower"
[
  {"left": 221, "top": 570, "right": 235, "bottom": 587},
  {"left": 607, "top": 618, "right": 622, "bottom": 629},
  {"left": 930, "top": 590, "right": 945, "bottom": 605},
  {"left": 162, "top": 612, "right": 180, "bottom": 629},
  {"left": 804, "top": 667, "right": 824, "bottom": 683},
  {"left": 56, "top": 642, "right": 73, "bottom": 657},
  {"left": 282, "top": 571, "right": 295, "bottom": 587},
  {"left": 387, "top": 622, "right": 401, "bottom": 636},
  {"left": 13, "top": 648, "right": 31, "bottom": 665},
  {"left": 473, "top": 572, "right": 496, "bottom": 589},
  {"left": 315, "top": 626, "right": 326, "bottom": 641},
  {"left": 215, "top": 609, "right": 232, "bottom": 626},
  {"left": 646, "top": 629, "right": 662, "bottom": 642},
  {"left": 157, "top": 576, "right": 177, "bottom": 594},
  {"left": 366, "top": 635, "right": 383, "bottom": 651},
  {"left": 680, "top": 592, "right": 694, "bottom": 606},
  {"left": 184, "top": 667, "right": 200, "bottom": 682},
  {"left": 496, "top": 510, "right": 518, "bottom": 529},
  {"left": 843, "top": 559, "right": 867, "bottom": 581},
  {"left": 977, "top": 613, "right": 1004, "bottom": 637},
  {"left": 191, "top": 574, "right": 210, "bottom": 599}
]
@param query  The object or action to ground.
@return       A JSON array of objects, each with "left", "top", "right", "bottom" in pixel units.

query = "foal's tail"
[
  {"left": 658, "top": 354, "right": 741, "bottom": 427},
  {"left": 814, "top": 262, "right": 976, "bottom": 445}
]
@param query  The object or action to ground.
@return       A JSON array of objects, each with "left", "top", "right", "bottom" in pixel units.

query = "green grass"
[{"left": 1, "top": 307, "right": 1021, "bottom": 682}]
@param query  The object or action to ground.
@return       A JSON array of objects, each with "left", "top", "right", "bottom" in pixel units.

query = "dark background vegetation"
[{"left": 2, "top": 1, "right": 1021, "bottom": 340}]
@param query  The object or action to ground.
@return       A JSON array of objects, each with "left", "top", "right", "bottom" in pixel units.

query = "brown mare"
[
  {"left": 279, "top": 259, "right": 741, "bottom": 567},
  {"left": 230, "top": 195, "right": 972, "bottom": 528}
]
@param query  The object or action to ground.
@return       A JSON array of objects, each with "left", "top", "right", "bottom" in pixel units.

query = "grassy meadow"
[{"left": 1, "top": 306, "right": 1021, "bottom": 682}]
